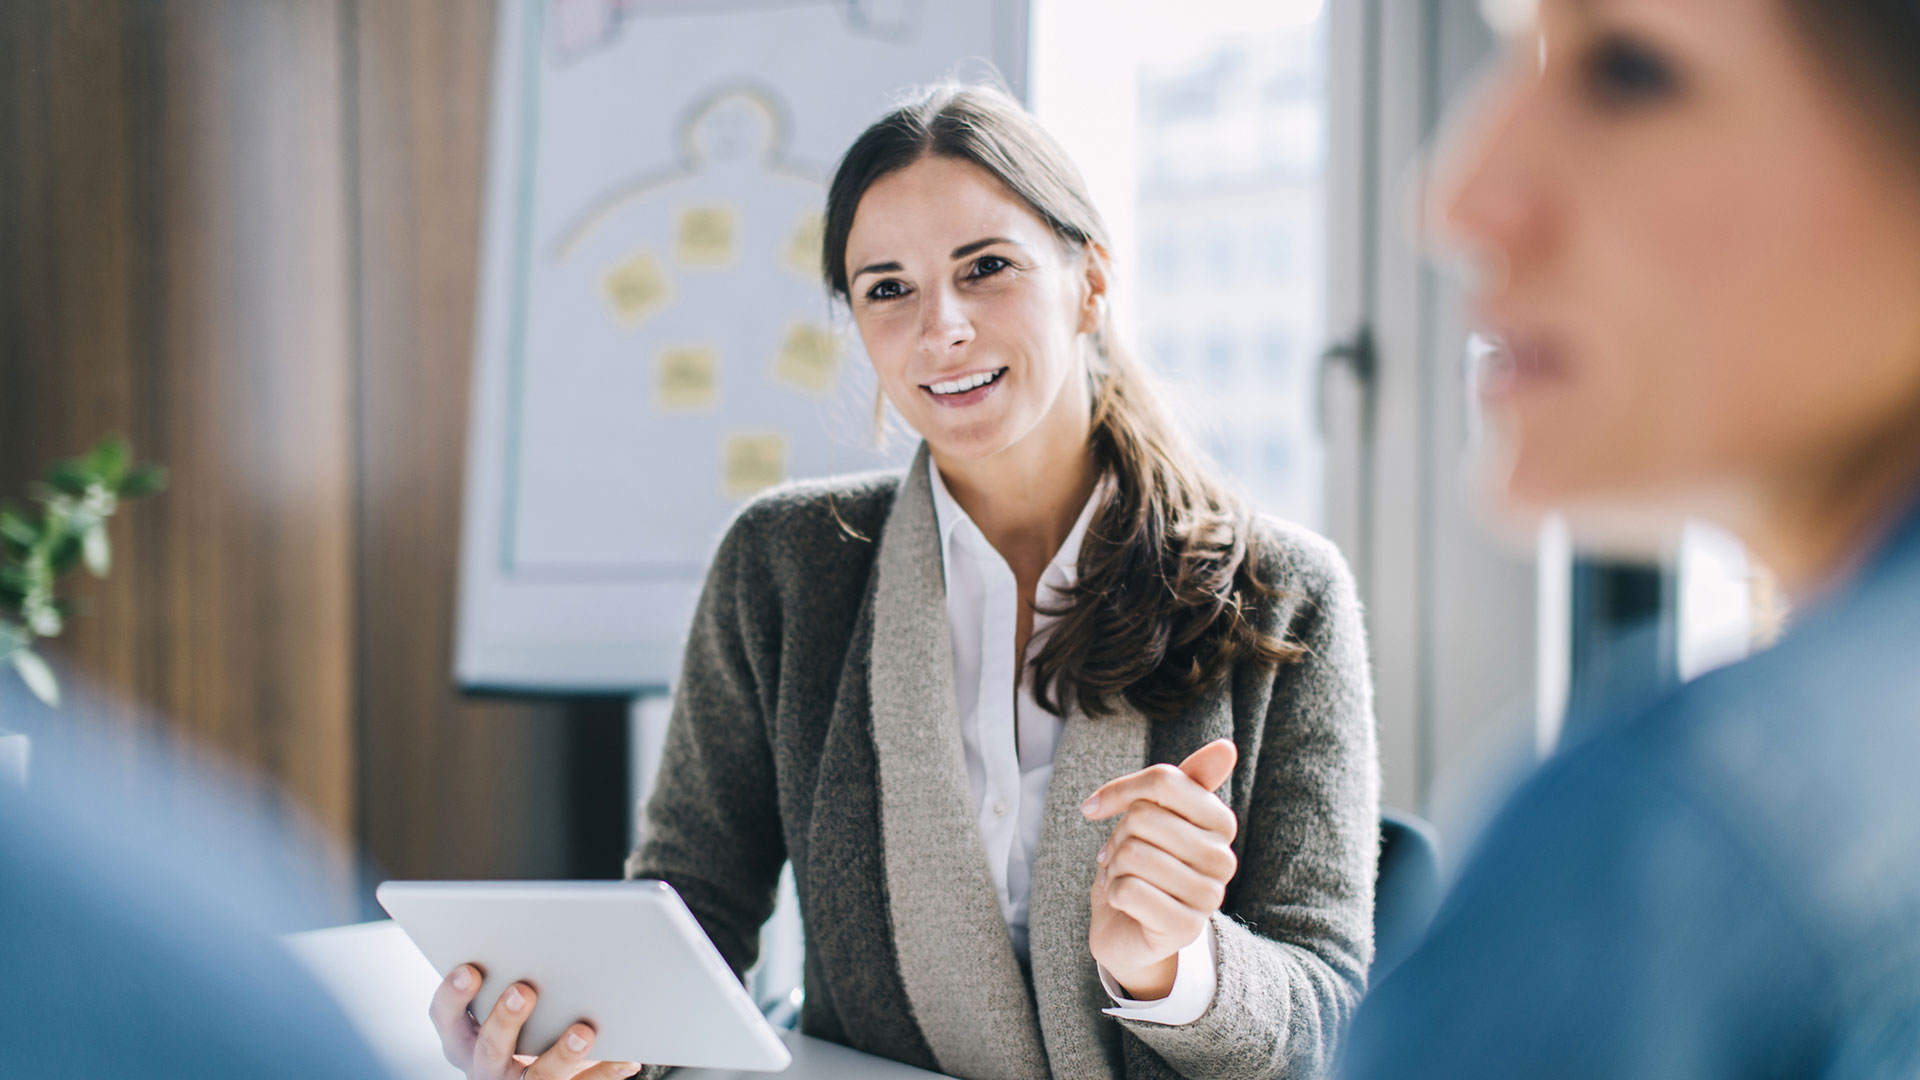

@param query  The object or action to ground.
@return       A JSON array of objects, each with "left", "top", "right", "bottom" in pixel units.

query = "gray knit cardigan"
[{"left": 627, "top": 444, "right": 1379, "bottom": 1080}]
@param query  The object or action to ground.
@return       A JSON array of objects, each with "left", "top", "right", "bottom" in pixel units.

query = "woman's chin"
[
  {"left": 913, "top": 405, "right": 1043, "bottom": 466},
  {"left": 1460, "top": 438, "right": 1551, "bottom": 552},
  {"left": 1464, "top": 435, "right": 1671, "bottom": 556},
  {"left": 1477, "top": 450, "right": 1700, "bottom": 561},
  {"left": 917, "top": 419, "right": 1016, "bottom": 465}
]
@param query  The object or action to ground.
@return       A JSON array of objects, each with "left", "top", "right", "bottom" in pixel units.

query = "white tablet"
[{"left": 375, "top": 879, "right": 792, "bottom": 1072}]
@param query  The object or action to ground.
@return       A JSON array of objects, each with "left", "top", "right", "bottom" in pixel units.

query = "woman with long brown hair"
[
  {"left": 428, "top": 83, "right": 1378, "bottom": 1080},
  {"left": 1345, "top": 0, "right": 1920, "bottom": 1075}
]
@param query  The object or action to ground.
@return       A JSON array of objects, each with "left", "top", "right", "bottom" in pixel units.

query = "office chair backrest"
[{"left": 1373, "top": 809, "right": 1443, "bottom": 982}]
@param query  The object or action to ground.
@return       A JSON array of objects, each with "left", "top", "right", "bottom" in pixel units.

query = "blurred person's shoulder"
[
  {"left": 1639, "top": 505, "right": 1920, "bottom": 880},
  {"left": 1548, "top": 507, "right": 1920, "bottom": 1056},
  {"left": 1626, "top": 512, "right": 1920, "bottom": 942},
  {"left": 0, "top": 780, "right": 398, "bottom": 1079}
]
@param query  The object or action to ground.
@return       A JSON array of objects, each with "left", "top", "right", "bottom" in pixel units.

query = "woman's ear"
[{"left": 1078, "top": 241, "right": 1113, "bottom": 335}]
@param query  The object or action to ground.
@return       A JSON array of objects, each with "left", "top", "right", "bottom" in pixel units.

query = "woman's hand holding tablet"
[
  {"left": 380, "top": 879, "right": 791, "bottom": 1077},
  {"left": 429, "top": 964, "right": 642, "bottom": 1080}
]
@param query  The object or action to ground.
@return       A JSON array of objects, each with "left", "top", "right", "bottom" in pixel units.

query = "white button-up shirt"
[{"left": 928, "top": 458, "right": 1216, "bottom": 1026}]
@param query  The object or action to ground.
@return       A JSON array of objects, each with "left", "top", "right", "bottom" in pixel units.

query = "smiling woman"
[
  {"left": 424, "top": 82, "right": 1380, "bottom": 1080},
  {"left": 823, "top": 86, "right": 1307, "bottom": 723}
]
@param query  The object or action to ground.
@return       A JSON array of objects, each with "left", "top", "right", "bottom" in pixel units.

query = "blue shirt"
[
  {"left": 1344, "top": 500, "right": 1920, "bottom": 1078},
  {"left": 0, "top": 716, "right": 397, "bottom": 1078}
]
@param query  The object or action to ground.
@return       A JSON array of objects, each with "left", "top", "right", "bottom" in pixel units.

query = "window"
[
  {"left": 1264, "top": 226, "right": 1293, "bottom": 281},
  {"left": 1206, "top": 335, "right": 1235, "bottom": 382},
  {"left": 1262, "top": 328, "right": 1293, "bottom": 380},
  {"left": 1034, "top": 0, "right": 1330, "bottom": 530}
]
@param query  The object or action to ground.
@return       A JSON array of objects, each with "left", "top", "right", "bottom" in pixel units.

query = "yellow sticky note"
[
  {"left": 783, "top": 211, "right": 825, "bottom": 280},
  {"left": 601, "top": 250, "right": 672, "bottom": 327},
  {"left": 723, "top": 433, "right": 786, "bottom": 499},
  {"left": 773, "top": 322, "right": 839, "bottom": 394},
  {"left": 677, "top": 205, "right": 738, "bottom": 268},
  {"left": 657, "top": 345, "right": 718, "bottom": 410}
]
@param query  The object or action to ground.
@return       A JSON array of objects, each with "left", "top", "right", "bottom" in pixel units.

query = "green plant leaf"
[
  {"left": 83, "top": 524, "right": 110, "bottom": 577},
  {"left": 86, "top": 436, "right": 130, "bottom": 488},
  {"left": 119, "top": 465, "right": 168, "bottom": 498},
  {"left": 25, "top": 600, "right": 62, "bottom": 638},
  {"left": 10, "top": 647, "right": 59, "bottom": 707},
  {"left": 0, "top": 619, "right": 24, "bottom": 662},
  {"left": 0, "top": 506, "right": 36, "bottom": 549},
  {"left": 46, "top": 461, "right": 93, "bottom": 497},
  {"left": 48, "top": 533, "right": 83, "bottom": 575}
]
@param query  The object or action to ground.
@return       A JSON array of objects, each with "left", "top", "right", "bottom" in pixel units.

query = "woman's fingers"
[
  {"left": 522, "top": 1023, "right": 641, "bottom": 1080},
  {"left": 1103, "top": 801, "right": 1238, "bottom": 882},
  {"left": 522, "top": 1023, "right": 591, "bottom": 1079},
  {"left": 1081, "top": 740, "right": 1239, "bottom": 841},
  {"left": 432, "top": 967, "right": 642, "bottom": 1080},
  {"left": 1177, "top": 738, "right": 1237, "bottom": 793},
  {"left": 428, "top": 964, "right": 483, "bottom": 1069},
  {"left": 572, "top": 1062, "right": 647, "bottom": 1080},
  {"left": 1104, "top": 832, "right": 1229, "bottom": 912},
  {"left": 1083, "top": 762, "right": 1237, "bottom": 836},
  {"left": 1104, "top": 870, "right": 1210, "bottom": 946},
  {"left": 471, "top": 981, "right": 538, "bottom": 1077}
]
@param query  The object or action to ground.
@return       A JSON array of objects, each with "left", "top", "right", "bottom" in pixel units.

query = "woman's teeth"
[{"left": 928, "top": 368, "right": 1006, "bottom": 395}]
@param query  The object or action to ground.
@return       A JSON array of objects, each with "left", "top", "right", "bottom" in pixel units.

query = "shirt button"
[{"left": 993, "top": 800, "right": 1009, "bottom": 818}]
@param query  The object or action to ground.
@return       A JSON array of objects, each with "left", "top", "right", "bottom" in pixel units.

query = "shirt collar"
[{"left": 927, "top": 454, "right": 1112, "bottom": 590}]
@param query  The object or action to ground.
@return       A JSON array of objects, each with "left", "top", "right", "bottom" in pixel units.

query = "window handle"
[{"left": 1316, "top": 323, "right": 1376, "bottom": 434}]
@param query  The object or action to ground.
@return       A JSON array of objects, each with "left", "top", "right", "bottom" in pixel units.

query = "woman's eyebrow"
[
  {"left": 851, "top": 259, "right": 902, "bottom": 282},
  {"left": 952, "top": 237, "right": 1015, "bottom": 259}
]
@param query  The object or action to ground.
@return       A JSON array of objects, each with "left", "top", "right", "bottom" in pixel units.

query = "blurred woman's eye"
[
  {"left": 1583, "top": 33, "right": 1679, "bottom": 108},
  {"left": 864, "top": 279, "right": 908, "bottom": 302}
]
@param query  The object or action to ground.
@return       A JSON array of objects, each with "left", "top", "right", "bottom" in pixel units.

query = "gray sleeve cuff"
[{"left": 1113, "top": 911, "right": 1362, "bottom": 1080}]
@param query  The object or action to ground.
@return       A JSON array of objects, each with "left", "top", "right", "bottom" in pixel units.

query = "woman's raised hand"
[
  {"left": 429, "top": 964, "right": 644, "bottom": 1080},
  {"left": 1081, "top": 739, "right": 1240, "bottom": 999}
]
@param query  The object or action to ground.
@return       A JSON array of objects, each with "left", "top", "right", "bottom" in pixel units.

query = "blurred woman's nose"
[
  {"left": 918, "top": 283, "right": 975, "bottom": 356},
  {"left": 1433, "top": 60, "right": 1553, "bottom": 295}
]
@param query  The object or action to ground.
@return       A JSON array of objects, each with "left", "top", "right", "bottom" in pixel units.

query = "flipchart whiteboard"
[{"left": 457, "top": 0, "right": 1030, "bottom": 691}]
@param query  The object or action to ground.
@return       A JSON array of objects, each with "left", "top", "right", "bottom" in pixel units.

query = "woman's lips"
[
  {"left": 1477, "top": 331, "right": 1569, "bottom": 400},
  {"left": 921, "top": 366, "right": 1008, "bottom": 409}
]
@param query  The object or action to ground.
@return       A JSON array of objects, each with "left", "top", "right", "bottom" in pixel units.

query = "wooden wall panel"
[
  {"left": 350, "top": 0, "right": 629, "bottom": 886},
  {"left": 0, "top": 0, "right": 359, "bottom": 864},
  {"left": 0, "top": 2, "right": 144, "bottom": 730},
  {"left": 1, "top": 0, "right": 630, "bottom": 906}
]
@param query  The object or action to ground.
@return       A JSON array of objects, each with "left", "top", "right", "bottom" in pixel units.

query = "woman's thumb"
[{"left": 1178, "top": 738, "right": 1237, "bottom": 793}]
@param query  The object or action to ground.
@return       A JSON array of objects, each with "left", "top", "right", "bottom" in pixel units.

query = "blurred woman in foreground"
[{"left": 1346, "top": 0, "right": 1920, "bottom": 1076}]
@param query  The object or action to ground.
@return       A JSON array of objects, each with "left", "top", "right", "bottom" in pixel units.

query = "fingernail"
[
  {"left": 1081, "top": 794, "right": 1100, "bottom": 817},
  {"left": 453, "top": 967, "right": 472, "bottom": 991},
  {"left": 1096, "top": 844, "right": 1109, "bottom": 866},
  {"left": 567, "top": 1031, "right": 589, "bottom": 1053},
  {"left": 505, "top": 986, "right": 525, "bottom": 1012},
  {"left": 619, "top": 1064, "right": 644, "bottom": 1077}
]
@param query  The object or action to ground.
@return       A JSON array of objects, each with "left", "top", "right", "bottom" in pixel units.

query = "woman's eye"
[
  {"left": 1584, "top": 34, "right": 1678, "bottom": 107},
  {"left": 969, "top": 255, "right": 1010, "bottom": 278},
  {"left": 865, "top": 279, "right": 907, "bottom": 302}
]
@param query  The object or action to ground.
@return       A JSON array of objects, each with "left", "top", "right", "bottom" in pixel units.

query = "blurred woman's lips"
[{"left": 1477, "top": 328, "right": 1569, "bottom": 400}]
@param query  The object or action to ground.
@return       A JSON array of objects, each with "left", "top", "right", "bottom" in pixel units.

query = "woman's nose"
[
  {"left": 918, "top": 286, "right": 975, "bottom": 355},
  {"left": 1432, "top": 59, "right": 1554, "bottom": 295}
]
